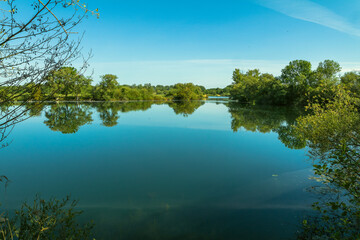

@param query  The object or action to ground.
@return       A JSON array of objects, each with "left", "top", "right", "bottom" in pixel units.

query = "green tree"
[
  {"left": 281, "top": 60, "right": 312, "bottom": 86},
  {"left": 230, "top": 69, "right": 261, "bottom": 103},
  {"left": 341, "top": 71, "right": 360, "bottom": 96},
  {"left": 280, "top": 60, "right": 313, "bottom": 104},
  {"left": 257, "top": 73, "right": 287, "bottom": 105},
  {"left": 304, "top": 60, "right": 341, "bottom": 102},
  {"left": 168, "top": 83, "right": 204, "bottom": 101},
  {"left": 46, "top": 67, "right": 89, "bottom": 100},
  {"left": 74, "top": 76, "right": 93, "bottom": 101},
  {"left": 99, "top": 74, "right": 119, "bottom": 89},
  {"left": 316, "top": 59, "right": 341, "bottom": 80},
  {"left": 232, "top": 69, "right": 243, "bottom": 84},
  {"left": 95, "top": 74, "right": 119, "bottom": 101}
]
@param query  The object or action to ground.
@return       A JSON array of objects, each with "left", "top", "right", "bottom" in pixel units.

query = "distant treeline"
[
  {"left": 230, "top": 59, "right": 360, "bottom": 105},
  {"left": 0, "top": 67, "right": 230, "bottom": 102},
  {"left": 2, "top": 60, "right": 358, "bottom": 104}
]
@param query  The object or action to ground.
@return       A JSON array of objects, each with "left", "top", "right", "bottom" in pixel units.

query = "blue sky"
[{"left": 74, "top": 0, "right": 360, "bottom": 87}]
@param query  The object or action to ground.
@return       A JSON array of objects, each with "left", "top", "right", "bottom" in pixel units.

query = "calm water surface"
[{"left": 0, "top": 101, "right": 314, "bottom": 239}]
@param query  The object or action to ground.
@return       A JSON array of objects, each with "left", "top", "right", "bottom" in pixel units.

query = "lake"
[{"left": 0, "top": 101, "right": 315, "bottom": 239}]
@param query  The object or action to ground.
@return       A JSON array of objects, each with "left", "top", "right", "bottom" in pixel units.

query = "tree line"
[
  {"left": 0, "top": 67, "right": 232, "bottom": 102},
  {"left": 3, "top": 59, "right": 359, "bottom": 105},
  {"left": 230, "top": 60, "right": 360, "bottom": 106}
]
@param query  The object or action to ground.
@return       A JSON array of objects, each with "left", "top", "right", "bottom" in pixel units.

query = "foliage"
[
  {"left": 93, "top": 74, "right": 119, "bottom": 101},
  {"left": 205, "top": 86, "right": 232, "bottom": 96},
  {"left": 45, "top": 67, "right": 92, "bottom": 100},
  {"left": 230, "top": 60, "right": 345, "bottom": 106},
  {"left": 167, "top": 83, "right": 204, "bottom": 101},
  {"left": 296, "top": 87, "right": 360, "bottom": 239},
  {"left": 230, "top": 69, "right": 289, "bottom": 105},
  {"left": 0, "top": 196, "right": 94, "bottom": 240},
  {"left": 341, "top": 72, "right": 360, "bottom": 97},
  {"left": 0, "top": 0, "right": 97, "bottom": 137}
]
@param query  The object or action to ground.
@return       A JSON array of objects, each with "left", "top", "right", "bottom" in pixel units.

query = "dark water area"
[{"left": 0, "top": 101, "right": 315, "bottom": 239}]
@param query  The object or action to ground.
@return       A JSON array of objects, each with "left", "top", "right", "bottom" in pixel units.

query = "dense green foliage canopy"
[{"left": 230, "top": 60, "right": 357, "bottom": 106}]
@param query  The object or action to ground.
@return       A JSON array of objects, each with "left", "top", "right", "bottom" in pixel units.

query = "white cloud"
[
  {"left": 340, "top": 62, "right": 360, "bottom": 73},
  {"left": 255, "top": 0, "right": 360, "bottom": 37}
]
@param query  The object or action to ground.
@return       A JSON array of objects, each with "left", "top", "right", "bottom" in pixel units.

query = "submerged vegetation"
[{"left": 0, "top": 196, "right": 94, "bottom": 240}]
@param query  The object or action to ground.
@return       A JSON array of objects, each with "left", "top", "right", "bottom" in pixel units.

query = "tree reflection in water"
[
  {"left": 95, "top": 102, "right": 121, "bottom": 127},
  {"left": 226, "top": 102, "right": 306, "bottom": 150},
  {"left": 44, "top": 104, "right": 93, "bottom": 134},
  {"left": 7, "top": 100, "right": 360, "bottom": 238},
  {"left": 25, "top": 102, "right": 46, "bottom": 117},
  {"left": 167, "top": 101, "right": 205, "bottom": 117}
]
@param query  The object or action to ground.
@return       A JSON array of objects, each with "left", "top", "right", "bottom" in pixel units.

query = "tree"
[
  {"left": 46, "top": 67, "right": 74, "bottom": 98},
  {"left": 341, "top": 71, "right": 360, "bottom": 96},
  {"left": 0, "top": 0, "right": 98, "bottom": 143},
  {"left": 316, "top": 60, "right": 341, "bottom": 80},
  {"left": 230, "top": 69, "right": 261, "bottom": 103},
  {"left": 99, "top": 74, "right": 119, "bottom": 89},
  {"left": 74, "top": 76, "right": 93, "bottom": 101},
  {"left": 45, "top": 67, "right": 92, "bottom": 100},
  {"left": 305, "top": 60, "right": 341, "bottom": 101},
  {"left": 280, "top": 60, "right": 312, "bottom": 86},
  {"left": 95, "top": 74, "right": 119, "bottom": 101},
  {"left": 232, "top": 69, "right": 243, "bottom": 84},
  {"left": 168, "top": 83, "right": 204, "bottom": 101},
  {"left": 257, "top": 73, "right": 287, "bottom": 105},
  {"left": 280, "top": 60, "right": 313, "bottom": 104}
]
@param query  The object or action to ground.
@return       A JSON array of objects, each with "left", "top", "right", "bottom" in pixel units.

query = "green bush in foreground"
[{"left": 296, "top": 86, "right": 360, "bottom": 239}]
